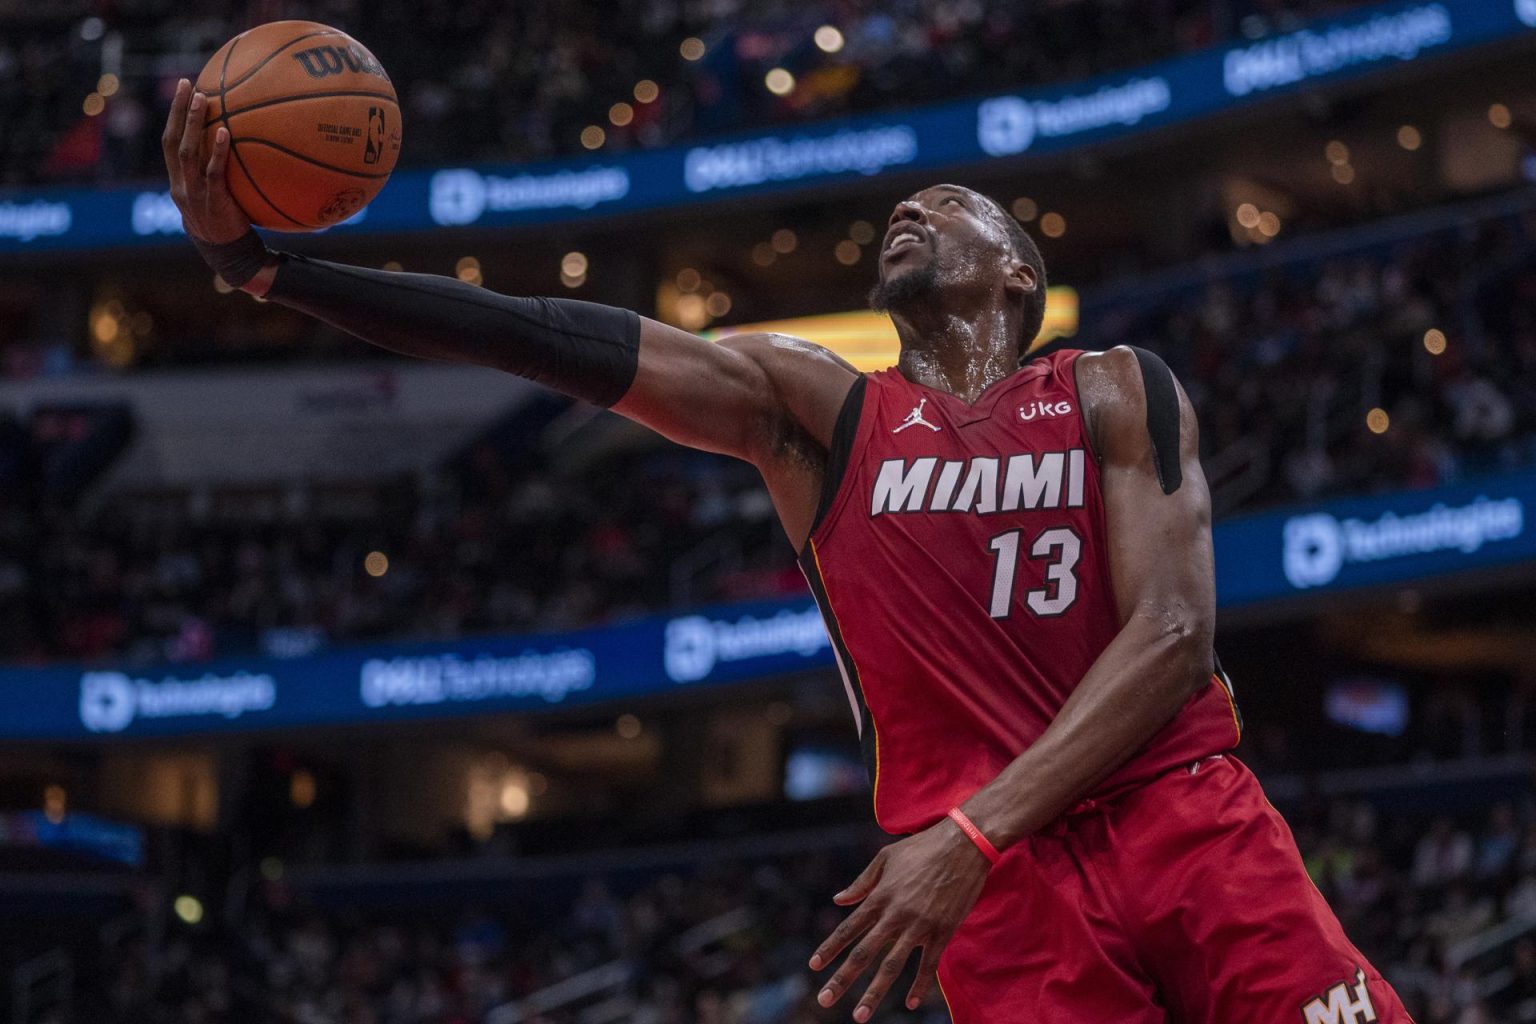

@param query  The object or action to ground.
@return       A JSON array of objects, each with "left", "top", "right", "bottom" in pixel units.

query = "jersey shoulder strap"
[{"left": 805, "top": 375, "right": 869, "bottom": 540}]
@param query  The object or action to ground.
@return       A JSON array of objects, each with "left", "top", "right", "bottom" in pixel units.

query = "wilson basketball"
[{"left": 196, "top": 21, "right": 401, "bottom": 231}]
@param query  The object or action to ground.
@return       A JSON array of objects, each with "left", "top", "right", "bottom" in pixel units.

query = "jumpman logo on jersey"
[{"left": 894, "top": 398, "right": 941, "bottom": 433}]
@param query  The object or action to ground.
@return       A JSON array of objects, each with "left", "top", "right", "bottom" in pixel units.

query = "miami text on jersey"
[{"left": 871, "top": 449, "right": 1089, "bottom": 516}]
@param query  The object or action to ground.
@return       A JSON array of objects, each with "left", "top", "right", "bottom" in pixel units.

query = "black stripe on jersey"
[
  {"left": 1128, "top": 346, "right": 1183, "bottom": 495},
  {"left": 1213, "top": 649, "right": 1242, "bottom": 732},
  {"left": 806, "top": 376, "right": 867, "bottom": 539},
  {"left": 798, "top": 545, "right": 879, "bottom": 788}
]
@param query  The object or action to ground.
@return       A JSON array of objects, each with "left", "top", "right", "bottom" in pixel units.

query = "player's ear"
[{"left": 1003, "top": 258, "right": 1037, "bottom": 299}]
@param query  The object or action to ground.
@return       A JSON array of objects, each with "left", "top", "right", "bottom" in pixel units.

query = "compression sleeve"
[{"left": 264, "top": 251, "right": 641, "bottom": 407}]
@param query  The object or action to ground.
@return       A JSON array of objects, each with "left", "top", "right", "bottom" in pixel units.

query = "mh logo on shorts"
[{"left": 1301, "top": 968, "right": 1377, "bottom": 1024}]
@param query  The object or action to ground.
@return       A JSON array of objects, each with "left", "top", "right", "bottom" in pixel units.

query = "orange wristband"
[{"left": 947, "top": 806, "right": 1001, "bottom": 864}]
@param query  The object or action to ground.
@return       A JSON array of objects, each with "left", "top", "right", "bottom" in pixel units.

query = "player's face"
[{"left": 869, "top": 185, "right": 1014, "bottom": 311}]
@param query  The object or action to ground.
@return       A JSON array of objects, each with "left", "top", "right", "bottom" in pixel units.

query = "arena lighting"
[
  {"left": 1397, "top": 125, "right": 1422, "bottom": 151},
  {"left": 97, "top": 73, "right": 119, "bottom": 97},
  {"left": 1326, "top": 140, "right": 1350, "bottom": 165},
  {"left": 1039, "top": 212, "right": 1066, "bottom": 238},
  {"left": 765, "top": 68, "right": 795, "bottom": 96},
  {"left": 770, "top": 228, "right": 797, "bottom": 254},
  {"left": 1489, "top": 103, "right": 1513, "bottom": 129},
  {"left": 1011, "top": 197, "right": 1038, "bottom": 222},
  {"left": 1424, "top": 328, "right": 1447, "bottom": 355},
  {"left": 834, "top": 239, "right": 861, "bottom": 265},
  {"left": 679, "top": 37, "right": 705, "bottom": 60},
  {"left": 814, "top": 25, "right": 845, "bottom": 53},
  {"left": 82, "top": 92, "right": 104, "bottom": 116},
  {"left": 1367, "top": 407, "right": 1390, "bottom": 434},
  {"left": 609, "top": 102, "right": 634, "bottom": 127},
  {"left": 848, "top": 220, "right": 876, "bottom": 245},
  {"left": 633, "top": 80, "right": 659, "bottom": 103},
  {"left": 616, "top": 713, "right": 642, "bottom": 739},
  {"left": 174, "top": 895, "right": 204, "bottom": 925},
  {"left": 675, "top": 267, "right": 701, "bottom": 291},
  {"left": 579, "top": 125, "right": 605, "bottom": 150},
  {"left": 706, "top": 287, "right": 1079, "bottom": 370}
]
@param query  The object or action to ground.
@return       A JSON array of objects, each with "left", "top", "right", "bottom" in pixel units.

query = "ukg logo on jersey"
[
  {"left": 79, "top": 670, "right": 277, "bottom": 733},
  {"left": 664, "top": 608, "right": 830, "bottom": 683},
  {"left": 1282, "top": 496, "right": 1525, "bottom": 589}
]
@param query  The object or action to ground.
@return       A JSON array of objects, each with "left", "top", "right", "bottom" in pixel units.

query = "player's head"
[{"left": 868, "top": 184, "right": 1047, "bottom": 361}]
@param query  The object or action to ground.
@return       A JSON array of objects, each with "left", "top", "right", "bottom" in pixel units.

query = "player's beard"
[{"left": 868, "top": 256, "right": 940, "bottom": 314}]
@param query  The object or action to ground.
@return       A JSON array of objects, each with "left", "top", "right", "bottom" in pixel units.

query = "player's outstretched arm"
[{"left": 162, "top": 79, "right": 857, "bottom": 528}]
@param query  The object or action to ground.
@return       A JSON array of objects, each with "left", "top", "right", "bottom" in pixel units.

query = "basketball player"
[{"left": 164, "top": 79, "right": 1410, "bottom": 1023}]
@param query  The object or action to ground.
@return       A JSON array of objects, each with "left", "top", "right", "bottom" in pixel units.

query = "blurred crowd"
[
  {"left": 3, "top": 197, "right": 1535, "bottom": 666},
  {"left": 68, "top": 782, "right": 1536, "bottom": 1024},
  {"left": 1094, "top": 206, "right": 1536, "bottom": 512},
  {"left": 2, "top": 0, "right": 1372, "bottom": 185}
]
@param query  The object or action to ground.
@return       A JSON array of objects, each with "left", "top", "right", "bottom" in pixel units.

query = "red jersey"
[{"left": 799, "top": 349, "right": 1240, "bottom": 834}]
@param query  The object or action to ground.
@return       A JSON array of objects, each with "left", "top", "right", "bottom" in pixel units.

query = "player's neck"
[{"left": 893, "top": 306, "right": 1020, "bottom": 405}]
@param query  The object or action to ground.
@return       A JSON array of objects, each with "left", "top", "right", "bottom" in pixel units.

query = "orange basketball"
[{"left": 196, "top": 21, "right": 402, "bottom": 231}]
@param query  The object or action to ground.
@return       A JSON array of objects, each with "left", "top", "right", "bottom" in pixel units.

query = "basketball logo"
[
  {"left": 319, "top": 188, "right": 367, "bottom": 223},
  {"left": 365, "top": 107, "right": 385, "bottom": 165}
]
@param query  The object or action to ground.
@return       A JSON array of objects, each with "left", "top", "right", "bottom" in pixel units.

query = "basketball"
[{"left": 195, "top": 21, "right": 401, "bottom": 231}]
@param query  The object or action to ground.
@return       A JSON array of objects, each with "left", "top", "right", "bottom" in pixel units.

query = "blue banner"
[
  {"left": 0, "top": 470, "right": 1532, "bottom": 741},
  {"left": 0, "top": 0, "right": 1528, "bottom": 255},
  {"left": 1215, "top": 471, "right": 1535, "bottom": 607}
]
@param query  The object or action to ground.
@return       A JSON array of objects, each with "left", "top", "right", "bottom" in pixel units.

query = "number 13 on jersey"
[{"left": 987, "top": 527, "right": 1082, "bottom": 618}]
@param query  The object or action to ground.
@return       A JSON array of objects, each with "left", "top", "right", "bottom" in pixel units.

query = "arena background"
[{"left": 2, "top": 1, "right": 1536, "bottom": 1021}]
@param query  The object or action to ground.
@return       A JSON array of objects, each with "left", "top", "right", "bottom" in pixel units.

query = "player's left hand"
[{"left": 810, "top": 817, "right": 992, "bottom": 1020}]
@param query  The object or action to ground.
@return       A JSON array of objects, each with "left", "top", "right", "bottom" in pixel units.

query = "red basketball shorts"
[{"left": 936, "top": 754, "right": 1411, "bottom": 1023}]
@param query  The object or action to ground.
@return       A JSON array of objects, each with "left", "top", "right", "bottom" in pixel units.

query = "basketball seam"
[
  {"left": 220, "top": 34, "right": 308, "bottom": 228},
  {"left": 230, "top": 138, "right": 394, "bottom": 180},
  {"left": 217, "top": 29, "right": 341, "bottom": 97},
  {"left": 217, "top": 90, "right": 398, "bottom": 120}
]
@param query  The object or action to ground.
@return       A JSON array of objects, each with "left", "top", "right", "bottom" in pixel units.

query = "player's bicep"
[
  {"left": 1083, "top": 347, "right": 1216, "bottom": 650},
  {"left": 614, "top": 319, "right": 856, "bottom": 463}
]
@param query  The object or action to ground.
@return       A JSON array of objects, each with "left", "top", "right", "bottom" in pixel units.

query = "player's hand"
[
  {"left": 810, "top": 818, "right": 991, "bottom": 1020},
  {"left": 162, "top": 78, "right": 249, "bottom": 244}
]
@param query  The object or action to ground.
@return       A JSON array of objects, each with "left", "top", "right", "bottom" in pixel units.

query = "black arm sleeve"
[{"left": 265, "top": 252, "right": 641, "bottom": 407}]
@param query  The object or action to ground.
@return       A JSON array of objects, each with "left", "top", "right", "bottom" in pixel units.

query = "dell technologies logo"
[
  {"left": 79, "top": 670, "right": 277, "bottom": 733},
  {"left": 1282, "top": 497, "right": 1524, "bottom": 589}
]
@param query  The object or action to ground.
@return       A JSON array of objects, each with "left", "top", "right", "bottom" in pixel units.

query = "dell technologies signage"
[
  {"left": 1, "top": 0, "right": 1528, "bottom": 254},
  {"left": 1217, "top": 471, "right": 1535, "bottom": 607},
  {"left": 0, "top": 598, "right": 836, "bottom": 741}
]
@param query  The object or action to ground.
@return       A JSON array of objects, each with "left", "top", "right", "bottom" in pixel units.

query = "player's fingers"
[
  {"left": 904, "top": 940, "right": 945, "bottom": 1010},
  {"left": 833, "top": 851, "right": 885, "bottom": 906},
  {"left": 809, "top": 900, "right": 878, "bottom": 971},
  {"left": 852, "top": 936, "right": 916, "bottom": 1023},
  {"left": 205, "top": 126, "right": 229, "bottom": 184},
  {"left": 162, "top": 79, "right": 191, "bottom": 178},
  {"left": 816, "top": 925, "right": 892, "bottom": 1009},
  {"left": 177, "top": 91, "right": 206, "bottom": 181}
]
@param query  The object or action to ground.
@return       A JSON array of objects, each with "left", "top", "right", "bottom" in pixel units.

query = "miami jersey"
[{"left": 799, "top": 349, "right": 1241, "bottom": 834}]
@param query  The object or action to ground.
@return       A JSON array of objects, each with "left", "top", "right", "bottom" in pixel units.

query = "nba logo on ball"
[
  {"left": 80, "top": 671, "right": 136, "bottom": 733},
  {"left": 365, "top": 107, "right": 385, "bottom": 165}
]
